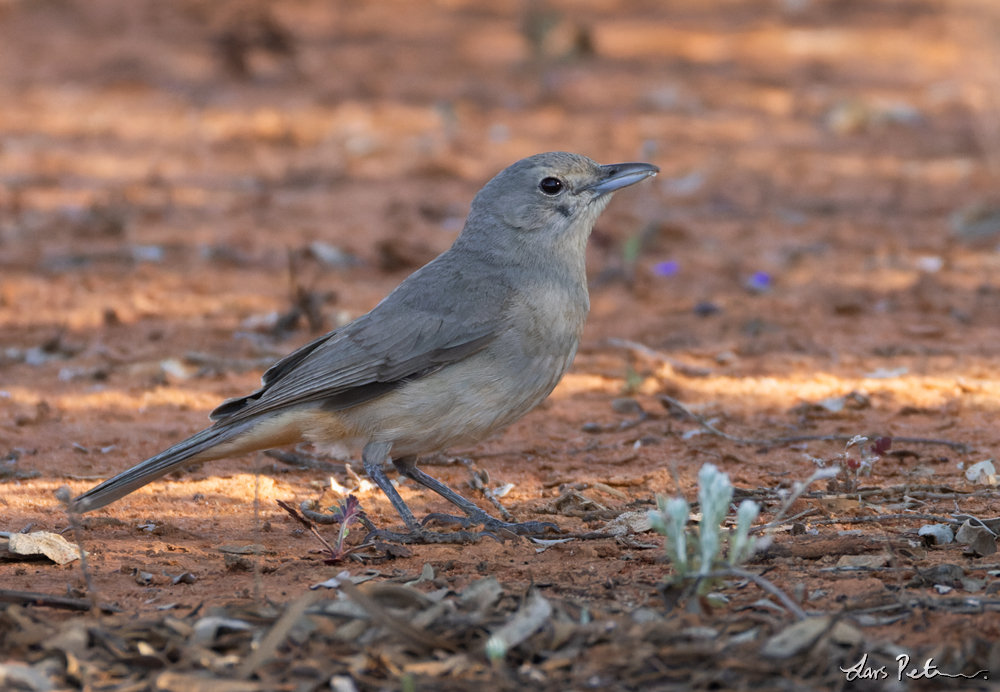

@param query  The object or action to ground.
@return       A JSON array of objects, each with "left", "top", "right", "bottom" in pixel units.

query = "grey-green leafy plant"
[{"left": 649, "top": 464, "right": 760, "bottom": 585}]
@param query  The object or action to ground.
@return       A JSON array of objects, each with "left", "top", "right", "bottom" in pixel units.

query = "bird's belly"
[{"left": 354, "top": 345, "right": 576, "bottom": 456}]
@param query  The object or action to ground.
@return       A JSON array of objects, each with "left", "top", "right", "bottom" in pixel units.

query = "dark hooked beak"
[{"left": 581, "top": 162, "right": 659, "bottom": 195}]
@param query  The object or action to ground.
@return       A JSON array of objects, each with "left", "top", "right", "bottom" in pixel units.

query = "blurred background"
[
  {"left": 1, "top": 0, "right": 998, "bottom": 337},
  {"left": 4, "top": 0, "right": 1000, "bottom": 446}
]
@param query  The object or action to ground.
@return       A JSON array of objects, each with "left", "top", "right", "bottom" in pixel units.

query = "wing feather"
[{"left": 210, "top": 251, "right": 511, "bottom": 422}]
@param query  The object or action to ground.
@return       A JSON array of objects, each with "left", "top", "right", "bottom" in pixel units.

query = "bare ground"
[{"left": 3, "top": 0, "right": 1000, "bottom": 689}]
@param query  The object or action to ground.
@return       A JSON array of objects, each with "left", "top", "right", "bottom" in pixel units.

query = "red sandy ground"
[{"left": 3, "top": 0, "right": 1000, "bottom": 677}]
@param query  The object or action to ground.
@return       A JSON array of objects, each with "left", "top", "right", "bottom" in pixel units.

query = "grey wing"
[{"left": 210, "top": 288, "right": 508, "bottom": 423}]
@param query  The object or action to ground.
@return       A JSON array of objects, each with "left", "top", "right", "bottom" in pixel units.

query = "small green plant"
[{"left": 649, "top": 464, "right": 760, "bottom": 587}]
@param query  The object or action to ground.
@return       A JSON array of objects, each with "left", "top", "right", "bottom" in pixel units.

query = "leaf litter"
[{"left": 4, "top": 566, "right": 999, "bottom": 691}]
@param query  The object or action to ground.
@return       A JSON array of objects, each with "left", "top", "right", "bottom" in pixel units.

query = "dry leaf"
[
  {"left": 7, "top": 531, "right": 83, "bottom": 565},
  {"left": 956, "top": 520, "right": 998, "bottom": 557},
  {"left": 762, "top": 617, "right": 831, "bottom": 658},
  {"left": 601, "top": 510, "right": 653, "bottom": 536}
]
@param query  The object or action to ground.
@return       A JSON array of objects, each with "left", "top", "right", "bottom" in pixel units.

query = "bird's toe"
[{"left": 420, "top": 512, "right": 475, "bottom": 529}]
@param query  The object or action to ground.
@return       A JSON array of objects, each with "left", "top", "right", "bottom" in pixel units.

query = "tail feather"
[{"left": 71, "top": 419, "right": 256, "bottom": 513}]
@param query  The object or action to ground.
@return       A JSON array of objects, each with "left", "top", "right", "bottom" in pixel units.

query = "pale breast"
[
  {"left": 359, "top": 290, "right": 585, "bottom": 454},
  {"left": 302, "top": 275, "right": 588, "bottom": 456}
]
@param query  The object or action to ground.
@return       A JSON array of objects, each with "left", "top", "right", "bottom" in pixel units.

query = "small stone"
[
  {"left": 693, "top": 301, "right": 721, "bottom": 317},
  {"left": 224, "top": 553, "right": 253, "bottom": 572},
  {"left": 918, "top": 523, "right": 954, "bottom": 545},
  {"left": 611, "top": 398, "right": 643, "bottom": 415}
]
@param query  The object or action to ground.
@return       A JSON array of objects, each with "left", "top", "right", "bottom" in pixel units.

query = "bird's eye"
[{"left": 538, "top": 177, "right": 564, "bottom": 195}]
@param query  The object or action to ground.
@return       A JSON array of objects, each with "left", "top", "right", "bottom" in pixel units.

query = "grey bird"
[{"left": 71, "top": 152, "right": 658, "bottom": 543}]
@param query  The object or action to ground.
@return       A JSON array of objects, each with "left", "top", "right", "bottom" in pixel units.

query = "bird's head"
[{"left": 462, "top": 152, "right": 658, "bottom": 250}]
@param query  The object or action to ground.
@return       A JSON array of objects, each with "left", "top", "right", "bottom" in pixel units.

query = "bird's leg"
[
  {"left": 361, "top": 442, "right": 484, "bottom": 544},
  {"left": 392, "top": 456, "right": 559, "bottom": 537}
]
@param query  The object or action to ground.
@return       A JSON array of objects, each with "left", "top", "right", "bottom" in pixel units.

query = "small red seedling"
[
  {"left": 810, "top": 435, "right": 892, "bottom": 492},
  {"left": 277, "top": 494, "right": 369, "bottom": 564}
]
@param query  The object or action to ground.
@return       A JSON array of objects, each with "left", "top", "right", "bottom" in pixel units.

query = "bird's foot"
[
  {"left": 422, "top": 512, "right": 561, "bottom": 537},
  {"left": 364, "top": 525, "right": 499, "bottom": 545}
]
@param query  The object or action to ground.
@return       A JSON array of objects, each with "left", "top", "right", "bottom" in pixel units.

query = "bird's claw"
[{"left": 420, "top": 512, "right": 474, "bottom": 528}]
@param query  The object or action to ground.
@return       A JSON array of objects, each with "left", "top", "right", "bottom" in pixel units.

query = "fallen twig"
[
  {"left": 899, "top": 490, "right": 1000, "bottom": 501},
  {"left": 752, "top": 507, "right": 820, "bottom": 532},
  {"left": 702, "top": 567, "right": 807, "bottom": 621},
  {"left": 849, "top": 483, "right": 964, "bottom": 497},
  {"left": 824, "top": 484, "right": 1000, "bottom": 502},
  {"left": 806, "top": 513, "right": 963, "bottom": 527},
  {"left": 609, "top": 338, "right": 713, "bottom": 377},
  {"left": 751, "top": 468, "right": 839, "bottom": 534},
  {"left": 660, "top": 395, "right": 971, "bottom": 453},
  {"left": 295, "top": 499, "right": 341, "bottom": 526},
  {"left": 467, "top": 468, "right": 514, "bottom": 522},
  {"left": 582, "top": 412, "right": 650, "bottom": 434},
  {"left": 0, "top": 588, "right": 120, "bottom": 613}
]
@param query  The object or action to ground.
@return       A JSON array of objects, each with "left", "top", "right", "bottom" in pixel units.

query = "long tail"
[{"left": 71, "top": 418, "right": 259, "bottom": 513}]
